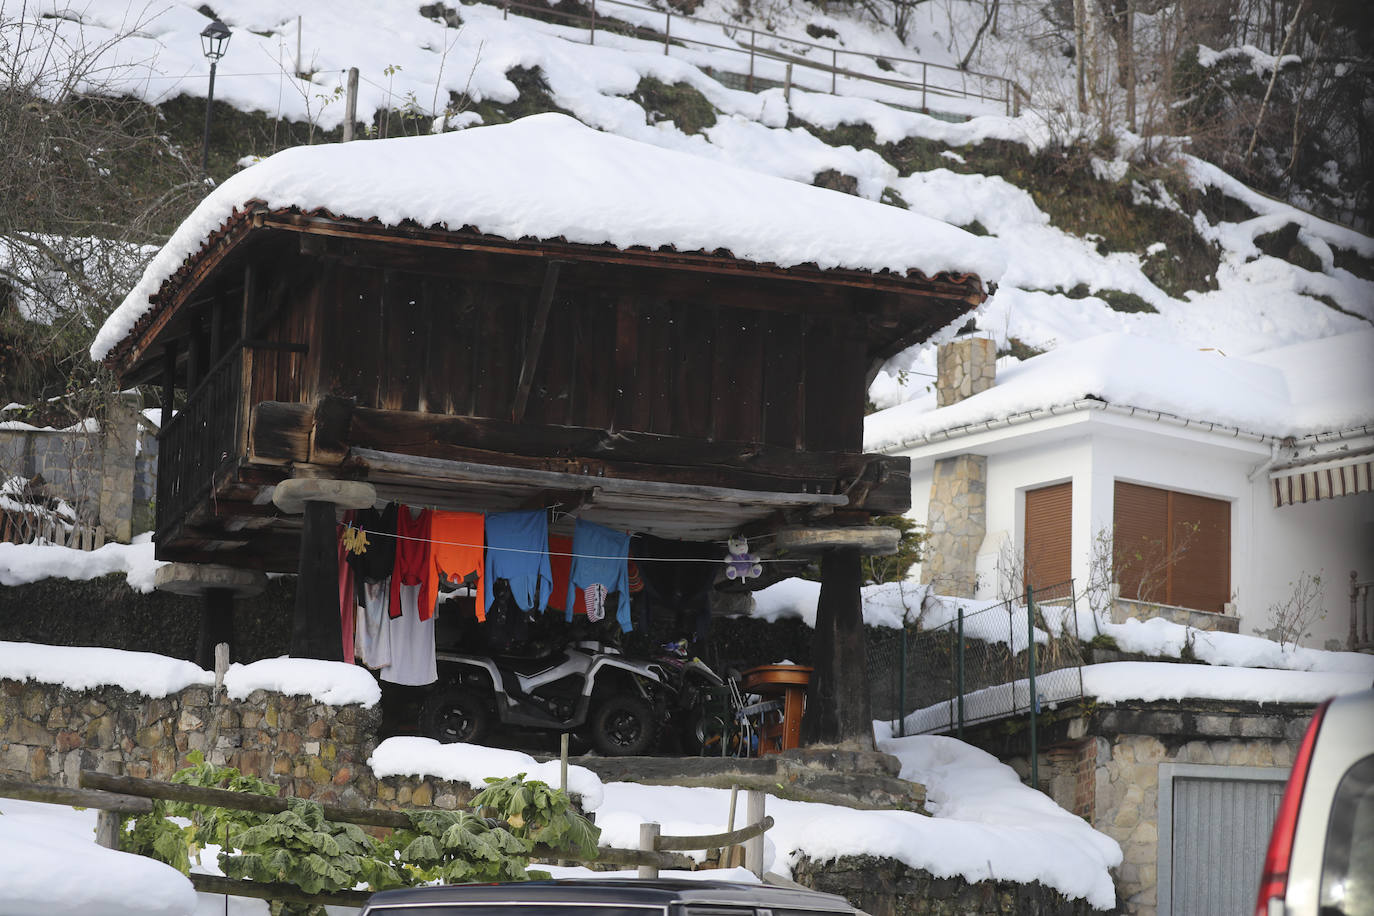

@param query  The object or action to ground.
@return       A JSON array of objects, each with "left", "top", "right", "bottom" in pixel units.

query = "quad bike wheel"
[
  {"left": 421, "top": 685, "right": 490, "bottom": 745},
  {"left": 590, "top": 693, "right": 656, "bottom": 756}
]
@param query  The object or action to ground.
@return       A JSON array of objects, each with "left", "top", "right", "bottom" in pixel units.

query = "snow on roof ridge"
[
  {"left": 93, "top": 113, "right": 1004, "bottom": 361},
  {"left": 865, "top": 330, "right": 1374, "bottom": 450}
]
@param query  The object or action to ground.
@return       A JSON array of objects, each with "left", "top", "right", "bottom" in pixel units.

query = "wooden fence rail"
[{"left": 0, "top": 771, "right": 773, "bottom": 907}]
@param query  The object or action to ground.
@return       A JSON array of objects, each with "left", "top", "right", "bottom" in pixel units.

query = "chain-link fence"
[{"left": 869, "top": 580, "right": 1084, "bottom": 737}]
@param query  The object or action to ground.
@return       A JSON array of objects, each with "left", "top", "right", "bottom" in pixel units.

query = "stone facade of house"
[{"left": 987, "top": 698, "right": 1313, "bottom": 916}]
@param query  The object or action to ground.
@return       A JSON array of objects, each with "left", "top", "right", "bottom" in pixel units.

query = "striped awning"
[{"left": 1271, "top": 454, "right": 1374, "bottom": 506}]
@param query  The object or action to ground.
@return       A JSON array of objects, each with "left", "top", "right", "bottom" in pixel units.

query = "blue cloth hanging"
[
  {"left": 567, "top": 520, "right": 632, "bottom": 631},
  {"left": 484, "top": 509, "right": 552, "bottom": 616}
]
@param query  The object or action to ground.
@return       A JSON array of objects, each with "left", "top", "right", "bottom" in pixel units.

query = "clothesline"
[{"left": 343, "top": 525, "right": 793, "bottom": 564}]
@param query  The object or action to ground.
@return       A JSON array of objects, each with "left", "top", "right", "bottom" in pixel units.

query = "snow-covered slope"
[{"left": 19, "top": 0, "right": 1371, "bottom": 404}]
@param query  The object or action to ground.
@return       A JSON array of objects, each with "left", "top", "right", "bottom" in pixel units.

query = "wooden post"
[
  {"left": 560, "top": 732, "right": 569, "bottom": 793},
  {"left": 744, "top": 791, "right": 765, "bottom": 877},
  {"left": 638, "top": 822, "right": 661, "bottom": 879},
  {"left": 343, "top": 67, "right": 359, "bottom": 141},
  {"left": 95, "top": 810, "right": 120, "bottom": 849},
  {"left": 800, "top": 547, "right": 873, "bottom": 748},
  {"left": 289, "top": 499, "right": 344, "bottom": 661}
]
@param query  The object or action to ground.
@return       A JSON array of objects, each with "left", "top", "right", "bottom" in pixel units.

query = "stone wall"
[
  {"left": 993, "top": 700, "right": 1313, "bottom": 916},
  {"left": 920, "top": 454, "right": 987, "bottom": 598},
  {"left": 0, "top": 678, "right": 381, "bottom": 806},
  {"left": 0, "top": 676, "right": 575, "bottom": 816},
  {"left": 794, "top": 854, "right": 1099, "bottom": 916},
  {"left": 1111, "top": 597, "right": 1239, "bottom": 634}
]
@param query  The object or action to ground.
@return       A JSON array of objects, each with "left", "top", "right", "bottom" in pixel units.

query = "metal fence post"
[
  {"left": 921, "top": 62, "right": 927, "bottom": 110},
  {"left": 1027, "top": 585, "right": 1038, "bottom": 792},
  {"left": 590, "top": 0, "right": 596, "bottom": 44},
  {"left": 748, "top": 30, "right": 756, "bottom": 92},
  {"left": 831, "top": 47, "right": 837, "bottom": 94},
  {"left": 638, "top": 822, "right": 660, "bottom": 879},
  {"left": 664, "top": 11, "right": 671, "bottom": 55},
  {"left": 956, "top": 608, "right": 965, "bottom": 739},
  {"left": 898, "top": 625, "right": 907, "bottom": 737}
]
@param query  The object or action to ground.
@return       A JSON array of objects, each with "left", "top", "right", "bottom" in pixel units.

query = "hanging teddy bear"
[{"left": 724, "top": 536, "right": 762, "bottom": 581}]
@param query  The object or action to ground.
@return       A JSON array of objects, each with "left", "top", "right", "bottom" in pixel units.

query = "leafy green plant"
[
  {"left": 382, "top": 809, "right": 536, "bottom": 884},
  {"left": 223, "top": 797, "right": 404, "bottom": 912},
  {"left": 120, "top": 759, "right": 596, "bottom": 912},
  {"left": 469, "top": 774, "right": 600, "bottom": 859},
  {"left": 119, "top": 751, "right": 280, "bottom": 873}
]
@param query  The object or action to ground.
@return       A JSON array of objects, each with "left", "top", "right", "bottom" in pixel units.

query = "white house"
[{"left": 866, "top": 329, "right": 1374, "bottom": 650}]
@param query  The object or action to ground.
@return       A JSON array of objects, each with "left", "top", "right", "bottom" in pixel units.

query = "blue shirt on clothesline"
[
  {"left": 567, "top": 519, "right": 632, "bottom": 631},
  {"left": 484, "top": 509, "right": 553, "bottom": 616}
]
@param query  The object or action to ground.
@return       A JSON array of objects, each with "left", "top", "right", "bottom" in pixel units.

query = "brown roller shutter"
[
  {"left": 1114, "top": 482, "right": 1169, "bottom": 603},
  {"left": 1025, "top": 482, "right": 1072, "bottom": 594},
  {"left": 1170, "top": 492, "right": 1231, "bottom": 613},
  {"left": 1113, "top": 481, "right": 1231, "bottom": 613}
]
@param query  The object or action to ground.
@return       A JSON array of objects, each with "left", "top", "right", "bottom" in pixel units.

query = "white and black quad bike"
[{"left": 422, "top": 641, "right": 679, "bottom": 756}]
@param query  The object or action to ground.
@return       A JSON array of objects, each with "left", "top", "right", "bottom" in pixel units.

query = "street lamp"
[{"left": 199, "top": 19, "right": 232, "bottom": 173}]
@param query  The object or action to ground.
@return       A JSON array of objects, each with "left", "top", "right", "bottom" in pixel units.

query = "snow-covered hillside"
[{"left": 13, "top": 0, "right": 1372, "bottom": 413}]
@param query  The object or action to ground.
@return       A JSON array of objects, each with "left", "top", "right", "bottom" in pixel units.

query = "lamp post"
[{"left": 199, "top": 19, "right": 232, "bottom": 173}]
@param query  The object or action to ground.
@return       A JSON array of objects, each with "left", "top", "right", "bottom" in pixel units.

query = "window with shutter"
[
  {"left": 1113, "top": 482, "right": 1231, "bottom": 613},
  {"left": 1024, "top": 482, "right": 1072, "bottom": 595}
]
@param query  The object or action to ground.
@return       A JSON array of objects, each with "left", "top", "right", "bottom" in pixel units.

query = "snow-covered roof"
[
  {"left": 865, "top": 329, "right": 1374, "bottom": 451},
  {"left": 92, "top": 113, "right": 1004, "bottom": 361}
]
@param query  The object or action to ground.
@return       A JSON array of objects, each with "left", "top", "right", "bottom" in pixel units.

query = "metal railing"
[
  {"left": 871, "top": 579, "right": 1083, "bottom": 739},
  {"left": 489, "top": 0, "right": 1026, "bottom": 116},
  {"left": 156, "top": 350, "right": 243, "bottom": 540},
  {"left": 1352, "top": 571, "right": 1373, "bottom": 653}
]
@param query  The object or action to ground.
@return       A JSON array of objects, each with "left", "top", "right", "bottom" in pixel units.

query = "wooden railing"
[
  {"left": 493, "top": 0, "right": 1026, "bottom": 116},
  {"left": 156, "top": 350, "right": 243, "bottom": 540},
  {"left": 1352, "top": 571, "right": 1373, "bottom": 653},
  {"left": 0, "top": 508, "right": 104, "bottom": 551},
  {"left": 0, "top": 770, "right": 775, "bottom": 909}
]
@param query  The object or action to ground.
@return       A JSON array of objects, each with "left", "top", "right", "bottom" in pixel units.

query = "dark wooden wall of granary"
[{"left": 245, "top": 240, "right": 872, "bottom": 454}]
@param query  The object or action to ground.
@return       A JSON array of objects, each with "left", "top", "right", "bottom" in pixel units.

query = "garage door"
[{"left": 1160, "top": 764, "right": 1288, "bottom": 916}]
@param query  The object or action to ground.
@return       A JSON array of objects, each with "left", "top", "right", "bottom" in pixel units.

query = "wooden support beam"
[
  {"left": 289, "top": 499, "right": 344, "bottom": 661},
  {"left": 349, "top": 447, "right": 848, "bottom": 510},
  {"left": 801, "top": 546, "right": 873, "bottom": 749},
  {"left": 512, "top": 259, "right": 564, "bottom": 424}
]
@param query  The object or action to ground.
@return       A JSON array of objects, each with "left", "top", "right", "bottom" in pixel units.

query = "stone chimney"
[
  {"left": 936, "top": 336, "right": 997, "bottom": 407},
  {"left": 920, "top": 335, "right": 996, "bottom": 598}
]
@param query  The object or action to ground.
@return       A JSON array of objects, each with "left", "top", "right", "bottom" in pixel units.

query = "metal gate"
[{"left": 1158, "top": 764, "right": 1289, "bottom": 916}]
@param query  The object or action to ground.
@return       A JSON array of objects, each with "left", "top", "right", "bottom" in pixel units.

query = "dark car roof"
[{"left": 363, "top": 878, "right": 859, "bottom": 912}]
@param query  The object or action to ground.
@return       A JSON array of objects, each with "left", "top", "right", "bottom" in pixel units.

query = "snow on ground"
[
  {"left": 0, "top": 798, "right": 197, "bottom": 916},
  {"left": 93, "top": 112, "right": 1003, "bottom": 359},
  {"left": 364, "top": 733, "right": 1121, "bottom": 909},
  {"left": 1095, "top": 615, "right": 1374, "bottom": 675},
  {"left": 223, "top": 656, "right": 382, "bottom": 707},
  {"left": 1082, "top": 661, "right": 1372, "bottom": 705},
  {"left": 369, "top": 737, "right": 606, "bottom": 808},
  {"left": 0, "top": 533, "right": 164, "bottom": 593},
  {"left": 0, "top": 640, "right": 211, "bottom": 698}
]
